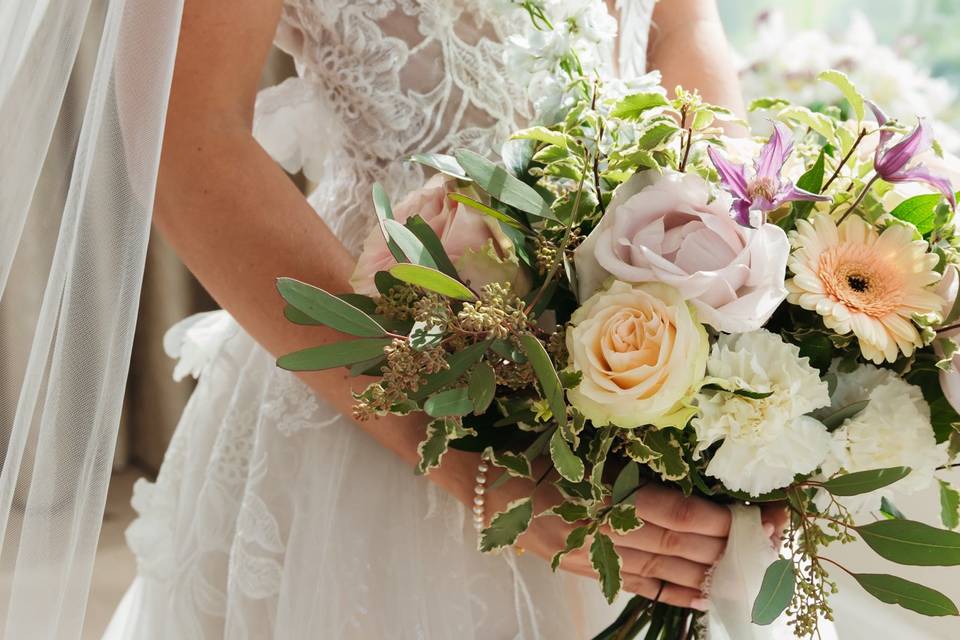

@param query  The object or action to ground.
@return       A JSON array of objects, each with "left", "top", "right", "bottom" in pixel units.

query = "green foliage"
[
  {"left": 590, "top": 532, "right": 623, "bottom": 604},
  {"left": 611, "top": 461, "right": 640, "bottom": 504},
  {"left": 468, "top": 361, "right": 497, "bottom": 414},
  {"left": 549, "top": 428, "right": 585, "bottom": 482},
  {"left": 455, "top": 149, "right": 556, "bottom": 220},
  {"left": 277, "top": 278, "right": 386, "bottom": 337},
  {"left": 479, "top": 497, "right": 534, "bottom": 552},
  {"left": 388, "top": 263, "right": 477, "bottom": 301},
  {"left": 940, "top": 480, "right": 960, "bottom": 530},
  {"left": 607, "top": 504, "right": 642, "bottom": 535},
  {"left": 483, "top": 447, "right": 533, "bottom": 480},
  {"left": 404, "top": 214, "right": 459, "bottom": 277},
  {"left": 408, "top": 153, "right": 469, "bottom": 181},
  {"left": 752, "top": 559, "right": 796, "bottom": 625},
  {"left": 853, "top": 573, "right": 959, "bottom": 617},
  {"left": 424, "top": 387, "right": 474, "bottom": 417},
  {"left": 610, "top": 92, "right": 669, "bottom": 119},
  {"left": 858, "top": 519, "right": 960, "bottom": 566},
  {"left": 520, "top": 334, "right": 568, "bottom": 430},
  {"left": 889, "top": 193, "right": 959, "bottom": 235},
  {"left": 820, "top": 467, "right": 912, "bottom": 496},
  {"left": 416, "top": 417, "right": 474, "bottom": 474},
  {"left": 551, "top": 525, "right": 589, "bottom": 570},
  {"left": 818, "top": 70, "right": 866, "bottom": 122},
  {"left": 276, "top": 338, "right": 393, "bottom": 371}
]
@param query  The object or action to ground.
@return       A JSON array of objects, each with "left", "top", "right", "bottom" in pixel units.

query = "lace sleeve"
[{"left": 616, "top": 0, "right": 656, "bottom": 77}]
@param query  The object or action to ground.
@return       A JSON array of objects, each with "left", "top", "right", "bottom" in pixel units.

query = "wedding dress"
[{"left": 104, "top": 2, "right": 656, "bottom": 638}]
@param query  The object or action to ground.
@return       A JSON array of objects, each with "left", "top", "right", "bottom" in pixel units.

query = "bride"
[{"left": 104, "top": 1, "right": 778, "bottom": 637}]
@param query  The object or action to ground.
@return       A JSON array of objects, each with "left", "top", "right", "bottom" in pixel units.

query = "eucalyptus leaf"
[
  {"left": 858, "top": 519, "right": 960, "bottom": 566},
  {"left": 372, "top": 182, "right": 406, "bottom": 263},
  {"left": 590, "top": 532, "right": 623, "bottom": 604},
  {"left": 283, "top": 305, "right": 322, "bottom": 326},
  {"left": 821, "top": 400, "right": 869, "bottom": 430},
  {"left": 276, "top": 278, "right": 386, "bottom": 337},
  {"left": 520, "top": 334, "right": 567, "bottom": 429},
  {"left": 853, "top": 573, "right": 959, "bottom": 617},
  {"left": 612, "top": 462, "right": 640, "bottom": 504},
  {"left": 405, "top": 214, "right": 459, "bottom": 277},
  {"left": 408, "top": 153, "right": 469, "bottom": 180},
  {"left": 383, "top": 219, "right": 437, "bottom": 268},
  {"left": 424, "top": 387, "right": 474, "bottom": 417},
  {"left": 821, "top": 467, "right": 911, "bottom": 497},
  {"left": 940, "top": 480, "right": 960, "bottom": 530},
  {"left": 468, "top": 361, "right": 497, "bottom": 414},
  {"left": 479, "top": 497, "right": 534, "bottom": 552},
  {"left": 446, "top": 192, "right": 527, "bottom": 230},
  {"left": 454, "top": 149, "right": 556, "bottom": 220},
  {"left": 276, "top": 338, "right": 392, "bottom": 371},
  {"left": 550, "top": 428, "right": 585, "bottom": 483},
  {"left": 389, "top": 263, "right": 477, "bottom": 301},
  {"left": 880, "top": 497, "right": 907, "bottom": 520},
  {"left": 752, "top": 559, "right": 796, "bottom": 625}
]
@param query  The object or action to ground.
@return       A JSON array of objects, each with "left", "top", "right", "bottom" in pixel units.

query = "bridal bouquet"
[{"left": 275, "top": 67, "right": 960, "bottom": 637}]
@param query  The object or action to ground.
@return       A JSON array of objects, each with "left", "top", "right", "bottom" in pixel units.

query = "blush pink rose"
[
  {"left": 575, "top": 170, "right": 790, "bottom": 333},
  {"left": 350, "top": 174, "right": 530, "bottom": 296}
]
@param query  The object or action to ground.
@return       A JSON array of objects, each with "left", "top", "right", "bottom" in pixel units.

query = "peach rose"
[
  {"left": 350, "top": 174, "right": 530, "bottom": 296},
  {"left": 565, "top": 280, "right": 708, "bottom": 429},
  {"left": 574, "top": 170, "right": 790, "bottom": 333}
]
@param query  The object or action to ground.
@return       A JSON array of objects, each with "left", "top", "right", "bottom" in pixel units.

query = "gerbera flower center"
[{"left": 817, "top": 244, "right": 903, "bottom": 318}]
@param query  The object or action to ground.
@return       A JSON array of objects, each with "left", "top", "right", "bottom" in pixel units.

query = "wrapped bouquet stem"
[{"left": 274, "top": 7, "right": 960, "bottom": 638}]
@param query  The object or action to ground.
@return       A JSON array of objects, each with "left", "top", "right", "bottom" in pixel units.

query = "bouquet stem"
[{"left": 592, "top": 597, "right": 702, "bottom": 640}]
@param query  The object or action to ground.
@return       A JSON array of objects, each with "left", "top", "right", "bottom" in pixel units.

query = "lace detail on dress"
[{"left": 255, "top": 0, "right": 536, "bottom": 255}]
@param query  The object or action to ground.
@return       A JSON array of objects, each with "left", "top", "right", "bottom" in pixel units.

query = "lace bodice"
[{"left": 253, "top": 0, "right": 655, "bottom": 254}]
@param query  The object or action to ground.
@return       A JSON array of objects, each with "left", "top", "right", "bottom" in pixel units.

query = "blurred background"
[{"left": 1, "top": 1, "right": 958, "bottom": 637}]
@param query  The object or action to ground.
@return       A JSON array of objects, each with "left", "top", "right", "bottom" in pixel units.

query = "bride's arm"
[
  {"left": 154, "top": 2, "right": 483, "bottom": 504},
  {"left": 648, "top": 0, "right": 746, "bottom": 121},
  {"left": 159, "top": 0, "right": 736, "bottom": 608}
]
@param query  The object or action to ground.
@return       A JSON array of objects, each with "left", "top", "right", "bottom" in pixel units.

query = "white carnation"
[
  {"left": 692, "top": 330, "right": 831, "bottom": 496},
  {"left": 817, "top": 363, "right": 947, "bottom": 513}
]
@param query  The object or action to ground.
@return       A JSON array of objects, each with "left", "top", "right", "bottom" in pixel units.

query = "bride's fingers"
[
  {"left": 621, "top": 575, "right": 708, "bottom": 611},
  {"left": 761, "top": 502, "right": 789, "bottom": 542},
  {"left": 617, "top": 546, "right": 709, "bottom": 591},
  {"left": 633, "top": 483, "right": 731, "bottom": 537},
  {"left": 605, "top": 522, "right": 725, "bottom": 565}
]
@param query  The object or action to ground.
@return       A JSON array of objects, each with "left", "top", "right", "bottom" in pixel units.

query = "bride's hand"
[{"left": 486, "top": 473, "right": 775, "bottom": 611}]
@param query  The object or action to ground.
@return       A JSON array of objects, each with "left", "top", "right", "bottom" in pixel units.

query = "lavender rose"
[
  {"left": 350, "top": 174, "right": 531, "bottom": 296},
  {"left": 574, "top": 171, "right": 790, "bottom": 333}
]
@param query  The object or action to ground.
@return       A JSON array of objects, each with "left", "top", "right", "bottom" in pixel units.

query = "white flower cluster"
[
  {"left": 737, "top": 11, "right": 959, "bottom": 150},
  {"left": 502, "top": 0, "right": 617, "bottom": 111},
  {"left": 692, "top": 330, "right": 832, "bottom": 496},
  {"left": 816, "top": 363, "right": 948, "bottom": 514}
]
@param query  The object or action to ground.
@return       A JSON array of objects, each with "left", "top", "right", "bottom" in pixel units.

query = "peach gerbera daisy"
[{"left": 786, "top": 215, "right": 944, "bottom": 364}]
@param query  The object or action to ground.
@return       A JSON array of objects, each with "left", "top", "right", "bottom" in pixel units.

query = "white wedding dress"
[{"left": 104, "top": 2, "right": 656, "bottom": 638}]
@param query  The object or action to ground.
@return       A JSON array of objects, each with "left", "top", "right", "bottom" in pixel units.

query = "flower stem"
[
  {"left": 837, "top": 174, "right": 879, "bottom": 224},
  {"left": 822, "top": 127, "right": 868, "bottom": 192}
]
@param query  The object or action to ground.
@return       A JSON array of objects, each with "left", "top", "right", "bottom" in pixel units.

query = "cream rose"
[
  {"left": 350, "top": 174, "right": 531, "bottom": 296},
  {"left": 565, "top": 280, "right": 708, "bottom": 429},
  {"left": 574, "top": 171, "right": 790, "bottom": 333}
]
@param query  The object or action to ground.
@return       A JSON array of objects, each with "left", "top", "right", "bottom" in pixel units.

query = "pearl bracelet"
[{"left": 472, "top": 460, "right": 488, "bottom": 532}]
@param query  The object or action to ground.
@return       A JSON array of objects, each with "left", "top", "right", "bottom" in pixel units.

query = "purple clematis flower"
[
  {"left": 707, "top": 123, "right": 828, "bottom": 227},
  {"left": 869, "top": 102, "right": 956, "bottom": 209}
]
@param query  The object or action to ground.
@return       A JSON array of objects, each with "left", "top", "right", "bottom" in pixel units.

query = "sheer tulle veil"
[{"left": 0, "top": 0, "right": 183, "bottom": 635}]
